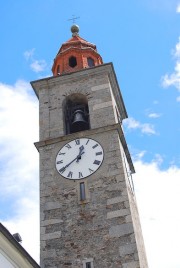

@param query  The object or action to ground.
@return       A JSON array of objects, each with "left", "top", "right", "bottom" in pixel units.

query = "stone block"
[
  {"left": 107, "top": 182, "right": 126, "bottom": 192},
  {"left": 41, "top": 218, "right": 63, "bottom": 226},
  {"left": 41, "top": 241, "right": 46, "bottom": 250},
  {"left": 107, "top": 209, "right": 130, "bottom": 219},
  {"left": 109, "top": 223, "right": 134, "bottom": 238},
  {"left": 130, "top": 234, "right": 136, "bottom": 243},
  {"left": 44, "top": 202, "right": 62, "bottom": 210},
  {"left": 122, "top": 261, "right": 140, "bottom": 268},
  {"left": 41, "top": 249, "right": 57, "bottom": 258},
  {"left": 42, "top": 231, "right": 61, "bottom": 241},
  {"left": 119, "top": 243, "right": 137, "bottom": 256},
  {"left": 91, "top": 83, "right": 109, "bottom": 91},
  {"left": 93, "top": 101, "right": 112, "bottom": 111},
  {"left": 134, "top": 253, "right": 139, "bottom": 261},
  {"left": 107, "top": 196, "right": 127, "bottom": 205},
  {"left": 126, "top": 215, "right": 132, "bottom": 223},
  {"left": 124, "top": 201, "right": 130, "bottom": 208},
  {"left": 40, "top": 227, "right": 46, "bottom": 235}
]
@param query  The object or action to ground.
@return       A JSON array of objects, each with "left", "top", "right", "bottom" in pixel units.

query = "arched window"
[
  {"left": 87, "top": 57, "right": 95, "bottom": 67},
  {"left": 63, "top": 93, "right": 90, "bottom": 134},
  {"left": 69, "top": 56, "right": 77, "bottom": 68},
  {"left": 57, "top": 65, "right": 60, "bottom": 75}
]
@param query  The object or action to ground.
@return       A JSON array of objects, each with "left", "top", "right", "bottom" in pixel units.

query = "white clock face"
[{"left": 56, "top": 138, "right": 104, "bottom": 180}]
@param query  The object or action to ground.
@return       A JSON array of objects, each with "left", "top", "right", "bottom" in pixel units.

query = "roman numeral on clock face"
[
  {"left": 92, "top": 143, "right": 98, "bottom": 149},
  {"left": 56, "top": 160, "right": 63, "bottom": 164},
  {"left": 86, "top": 139, "right": 90, "bottom": 145},
  {"left": 79, "top": 172, "right": 83, "bottom": 178},
  {"left": 96, "top": 151, "right": 102, "bottom": 156},
  {"left": 59, "top": 152, "right": 65, "bottom": 155},
  {"left": 75, "top": 139, "right": 80, "bottom": 145},
  {"left": 67, "top": 171, "right": 73, "bottom": 178},
  {"left": 93, "top": 160, "right": 101, "bottom": 165},
  {"left": 65, "top": 144, "right": 71, "bottom": 149}
]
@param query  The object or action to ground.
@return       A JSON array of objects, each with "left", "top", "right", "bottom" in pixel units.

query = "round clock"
[{"left": 55, "top": 138, "right": 104, "bottom": 180}]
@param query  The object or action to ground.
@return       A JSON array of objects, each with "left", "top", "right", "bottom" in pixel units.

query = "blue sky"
[{"left": 0, "top": 1, "right": 180, "bottom": 267}]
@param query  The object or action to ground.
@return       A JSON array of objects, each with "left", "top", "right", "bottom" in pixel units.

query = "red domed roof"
[{"left": 52, "top": 26, "right": 103, "bottom": 76}]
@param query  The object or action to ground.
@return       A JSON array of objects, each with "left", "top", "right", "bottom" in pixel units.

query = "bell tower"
[{"left": 31, "top": 25, "right": 148, "bottom": 268}]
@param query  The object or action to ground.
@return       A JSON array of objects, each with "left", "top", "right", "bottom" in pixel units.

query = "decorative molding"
[{"left": 62, "top": 88, "right": 92, "bottom": 99}]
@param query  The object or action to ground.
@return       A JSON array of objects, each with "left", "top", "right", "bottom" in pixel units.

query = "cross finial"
[{"left": 68, "top": 15, "right": 80, "bottom": 24}]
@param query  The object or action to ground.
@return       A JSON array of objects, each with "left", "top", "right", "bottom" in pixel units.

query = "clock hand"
[
  {"left": 59, "top": 150, "right": 85, "bottom": 173},
  {"left": 79, "top": 145, "right": 84, "bottom": 152},
  {"left": 76, "top": 145, "right": 84, "bottom": 162}
]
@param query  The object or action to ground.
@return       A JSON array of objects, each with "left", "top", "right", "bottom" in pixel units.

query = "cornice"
[
  {"left": 34, "top": 123, "right": 135, "bottom": 174},
  {"left": 30, "top": 63, "right": 128, "bottom": 120}
]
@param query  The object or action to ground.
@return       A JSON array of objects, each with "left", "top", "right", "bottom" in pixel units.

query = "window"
[
  {"left": 69, "top": 56, "right": 77, "bottom": 68},
  {"left": 82, "top": 258, "right": 94, "bottom": 268},
  {"left": 87, "top": 57, "right": 95, "bottom": 67},
  {"left": 57, "top": 65, "right": 60, "bottom": 75},
  {"left": 80, "top": 182, "right": 86, "bottom": 201}
]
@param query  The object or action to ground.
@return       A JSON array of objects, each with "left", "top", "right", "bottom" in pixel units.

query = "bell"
[{"left": 71, "top": 110, "right": 88, "bottom": 133}]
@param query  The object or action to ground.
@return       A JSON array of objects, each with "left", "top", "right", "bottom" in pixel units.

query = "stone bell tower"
[{"left": 31, "top": 25, "right": 148, "bottom": 268}]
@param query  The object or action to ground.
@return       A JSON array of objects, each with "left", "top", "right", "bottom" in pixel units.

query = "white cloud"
[
  {"left": 24, "top": 49, "right": 47, "bottom": 73},
  {"left": 123, "top": 117, "right": 156, "bottom": 135},
  {"left": 0, "top": 81, "right": 38, "bottom": 174},
  {"left": 24, "top": 49, "right": 35, "bottom": 61},
  {"left": 2, "top": 200, "right": 39, "bottom": 264},
  {"left": 174, "top": 39, "right": 180, "bottom": 57},
  {"left": 133, "top": 160, "right": 180, "bottom": 268},
  {"left": 0, "top": 80, "right": 39, "bottom": 263},
  {"left": 143, "top": 0, "right": 180, "bottom": 12},
  {"left": 152, "top": 153, "right": 164, "bottom": 165},
  {"left": 141, "top": 123, "right": 156, "bottom": 134},
  {"left": 30, "top": 60, "right": 47, "bottom": 73},
  {"left": 148, "top": 112, "right": 161, "bottom": 118},
  {"left": 134, "top": 150, "right": 147, "bottom": 160},
  {"left": 176, "top": 3, "right": 180, "bottom": 12},
  {"left": 1, "top": 80, "right": 180, "bottom": 268},
  {"left": 124, "top": 117, "right": 140, "bottom": 129},
  {"left": 162, "top": 37, "right": 180, "bottom": 92}
]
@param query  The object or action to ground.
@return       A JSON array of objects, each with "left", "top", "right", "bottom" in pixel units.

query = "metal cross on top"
[{"left": 68, "top": 15, "right": 80, "bottom": 24}]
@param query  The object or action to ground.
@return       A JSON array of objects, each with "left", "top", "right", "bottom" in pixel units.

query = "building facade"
[{"left": 0, "top": 223, "right": 40, "bottom": 268}]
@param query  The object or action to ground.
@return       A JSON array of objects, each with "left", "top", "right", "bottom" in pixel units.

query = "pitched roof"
[{"left": 0, "top": 223, "right": 40, "bottom": 268}]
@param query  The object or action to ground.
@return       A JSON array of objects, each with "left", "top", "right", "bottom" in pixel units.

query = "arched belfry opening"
[
  {"left": 63, "top": 93, "right": 90, "bottom": 134},
  {"left": 69, "top": 56, "right": 77, "bottom": 68},
  {"left": 87, "top": 57, "right": 95, "bottom": 67}
]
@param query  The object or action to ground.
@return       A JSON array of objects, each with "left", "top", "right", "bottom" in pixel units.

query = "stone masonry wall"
[
  {"left": 39, "top": 129, "right": 142, "bottom": 268},
  {"left": 119, "top": 143, "right": 148, "bottom": 268},
  {"left": 38, "top": 70, "right": 115, "bottom": 141},
  {"left": 32, "top": 63, "right": 148, "bottom": 268}
]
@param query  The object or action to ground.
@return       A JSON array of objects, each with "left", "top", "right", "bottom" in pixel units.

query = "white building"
[{"left": 0, "top": 223, "right": 40, "bottom": 268}]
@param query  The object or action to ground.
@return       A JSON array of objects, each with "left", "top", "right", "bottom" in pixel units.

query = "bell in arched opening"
[
  {"left": 71, "top": 109, "right": 89, "bottom": 133},
  {"left": 64, "top": 93, "right": 90, "bottom": 134}
]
